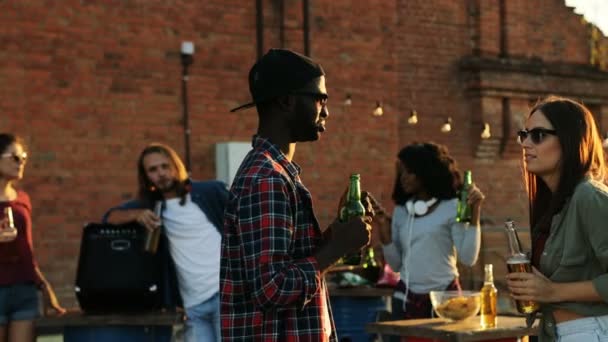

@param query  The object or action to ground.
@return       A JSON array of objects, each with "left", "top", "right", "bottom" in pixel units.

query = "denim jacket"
[{"left": 102, "top": 180, "right": 228, "bottom": 309}]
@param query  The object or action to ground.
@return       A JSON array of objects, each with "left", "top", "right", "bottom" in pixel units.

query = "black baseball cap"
[{"left": 230, "top": 48, "right": 327, "bottom": 112}]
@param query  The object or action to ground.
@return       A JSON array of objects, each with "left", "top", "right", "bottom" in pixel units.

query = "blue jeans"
[
  {"left": 184, "top": 292, "right": 220, "bottom": 342},
  {"left": 0, "top": 283, "right": 40, "bottom": 325},
  {"left": 556, "top": 315, "right": 608, "bottom": 342}
]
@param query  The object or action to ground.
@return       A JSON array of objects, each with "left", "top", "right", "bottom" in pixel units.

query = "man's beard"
[
  {"left": 156, "top": 178, "right": 178, "bottom": 194},
  {"left": 292, "top": 120, "right": 322, "bottom": 142}
]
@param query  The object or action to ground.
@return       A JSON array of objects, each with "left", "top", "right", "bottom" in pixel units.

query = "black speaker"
[{"left": 75, "top": 222, "right": 162, "bottom": 313}]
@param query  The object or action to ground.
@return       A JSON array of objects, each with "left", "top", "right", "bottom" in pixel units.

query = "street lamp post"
[{"left": 181, "top": 41, "right": 194, "bottom": 174}]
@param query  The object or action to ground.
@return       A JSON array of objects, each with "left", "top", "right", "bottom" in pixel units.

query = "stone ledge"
[{"left": 459, "top": 55, "right": 608, "bottom": 80}]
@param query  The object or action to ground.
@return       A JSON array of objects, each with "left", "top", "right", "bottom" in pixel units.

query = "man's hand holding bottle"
[{"left": 134, "top": 209, "right": 161, "bottom": 232}]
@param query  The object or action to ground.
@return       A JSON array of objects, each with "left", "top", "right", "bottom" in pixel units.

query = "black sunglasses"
[
  {"left": 1, "top": 152, "right": 28, "bottom": 164},
  {"left": 291, "top": 91, "right": 328, "bottom": 104},
  {"left": 517, "top": 128, "right": 557, "bottom": 145}
]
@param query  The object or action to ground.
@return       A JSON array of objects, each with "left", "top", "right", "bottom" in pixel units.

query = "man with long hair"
[{"left": 104, "top": 143, "right": 227, "bottom": 342}]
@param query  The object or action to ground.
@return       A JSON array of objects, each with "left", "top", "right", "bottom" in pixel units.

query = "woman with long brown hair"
[{"left": 506, "top": 96, "right": 608, "bottom": 341}]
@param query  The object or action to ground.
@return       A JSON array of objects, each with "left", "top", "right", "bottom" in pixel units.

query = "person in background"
[
  {"left": 506, "top": 96, "right": 608, "bottom": 342},
  {"left": 221, "top": 48, "right": 372, "bottom": 341},
  {"left": 103, "top": 143, "right": 227, "bottom": 342},
  {"left": 371, "top": 142, "right": 484, "bottom": 339},
  {"left": 0, "top": 133, "right": 65, "bottom": 342}
]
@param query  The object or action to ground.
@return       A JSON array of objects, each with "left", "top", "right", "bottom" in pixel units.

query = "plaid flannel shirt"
[{"left": 220, "top": 136, "right": 336, "bottom": 341}]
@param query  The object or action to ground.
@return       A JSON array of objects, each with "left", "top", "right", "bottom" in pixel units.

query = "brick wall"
[{"left": 1, "top": 0, "right": 607, "bottom": 307}]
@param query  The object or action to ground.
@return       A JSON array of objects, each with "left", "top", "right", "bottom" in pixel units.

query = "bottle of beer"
[
  {"left": 340, "top": 174, "right": 366, "bottom": 265},
  {"left": 456, "top": 170, "right": 473, "bottom": 223},
  {"left": 504, "top": 220, "right": 539, "bottom": 314},
  {"left": 144, "top": 201, "right": 163, "bottom": 254},
  {"left": 0, "top": 207, "right": 18, "bottom": 242},
  {"left": 480, "top": 264, "right": 498, "bottom": 328},
  {"left": 361, "top": 247, "right": 378, "bottom": 269}
]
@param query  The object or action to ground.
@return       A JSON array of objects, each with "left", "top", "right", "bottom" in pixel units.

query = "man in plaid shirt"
[{"left": 222, "top": 49, "right": 372, "bottom": 341}]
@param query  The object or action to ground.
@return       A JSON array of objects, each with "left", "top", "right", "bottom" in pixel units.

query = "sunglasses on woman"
[
  {"left": 0, "top": 152, "right": 28, "bottom": 164},
  {"left": 517, "top": 128, "right": 557, "bottom": 145}
]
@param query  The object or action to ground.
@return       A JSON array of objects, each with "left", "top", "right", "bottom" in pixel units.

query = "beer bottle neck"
[
  {"left": 484, "top": 264, "right": 494, "bottom": 284},
  {"left": 347, "top": 176, "right": 362, "bottom": 202},
  {"left": 505, "top": 227, "right": 524, "bottom": 256},
  {"left": 463, "top": 171, "right": 472, "bottom": 186}
]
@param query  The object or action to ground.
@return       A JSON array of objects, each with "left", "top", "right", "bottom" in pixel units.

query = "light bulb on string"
[
  {"left": 481, "top": 122, "right": 491, "bottom": 139},
  {"left": 408, "top": 110, "right": 418, "bottom": 125},
  {"left": 440, "top": 117, "right": 452, "bottom": 133},
  {"left": 343, "top": 94, "right": 352, "bottom": 106},
  {"left": 373, "top": 101, "right": 384, "bottom": 116}
]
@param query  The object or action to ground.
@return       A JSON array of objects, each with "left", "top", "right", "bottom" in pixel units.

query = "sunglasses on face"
[
  {"left": 517, "top": 128, "right": 557, "bottom": 145},
  {"left": 1, "top": 152, "right": 28, "bottom": 164},
  {"left": 291, "top": 91, "right": 328, "bottom": 105}
]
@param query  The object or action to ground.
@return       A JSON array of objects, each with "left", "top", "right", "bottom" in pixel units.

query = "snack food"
[{"left": 434, "top": 295, "right": 480, "bottom": 320}]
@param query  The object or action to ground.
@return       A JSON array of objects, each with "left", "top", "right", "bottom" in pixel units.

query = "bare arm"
[
  {"left": 507, "top": 185, "right": 608, "bottom": 305},
  {"left": 467, "top": 183, "right": 485, "bottom": 227},
  {"left": 552, "top": 281, "right": 603, "bottom": 302},
  {"left": 35, "top": 267, "right": 66, "bottom": 315},
  {"left": 507, "top": 268, "right": 604, "bottom": 303}
]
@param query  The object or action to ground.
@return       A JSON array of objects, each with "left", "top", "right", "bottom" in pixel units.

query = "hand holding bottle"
[
  {"left": 0, "top": 207, "right": 18, "bottom": 243},
  {"left": 143, "top": 201, "right": 163, "bottom": 254},
  {"left": 466, "top": 183, "right": 485, "bottom": 224},
  {"left": 329, "top": 216, "right": 372, "bottom": 255},
  {"left": 337, "top": 189, "right": 375, "bottom": 220},
  {"left": 315, "top": 216, "right": 371, "bottom": 272},
  {"left": 134, "top": 208, "right": 161, "bottom": 232},
  {"left": 456, "top": 171, "right": 485, "bottom": 225},
  {"left": 506, "top": 266, "right": 559, "bottom": 304},
  {"left": 337, "top": 174, "right": 374, "bottom": 265},
  {"left": 365, "top": 192, "right": 392, "bottom": 244},
  {"left": 503, "top": 220, "right": 540, "bottom": 314}
]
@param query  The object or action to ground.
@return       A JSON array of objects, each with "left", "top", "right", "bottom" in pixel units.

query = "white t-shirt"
[{"left": 162, "top": 194, "right": 222, "bottom": 308}]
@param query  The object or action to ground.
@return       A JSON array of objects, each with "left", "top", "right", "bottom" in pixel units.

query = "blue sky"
[{"left": 565, "top": 0, "right": 608, "bottom": 35}]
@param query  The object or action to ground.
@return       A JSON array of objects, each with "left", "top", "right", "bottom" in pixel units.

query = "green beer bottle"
[
  {"left": 340, "top": 174, "right": 366, "bottom": 265},
  {"left": 362, "top": 247, "right": 378, "bottom": 269},
  {"left": 456, "top": 170, "right": 473, "bottom": 223}
]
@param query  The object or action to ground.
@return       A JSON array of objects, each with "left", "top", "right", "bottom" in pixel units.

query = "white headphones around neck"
[{"left": 406, "top": 197, "right": 438, "bottom": 216}]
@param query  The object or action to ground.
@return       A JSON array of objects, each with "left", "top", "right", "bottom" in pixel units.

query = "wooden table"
[
  {"left": 36, "top": 310, "right": 182, "bottom": 342},
  {"left": 37, "top": 310, "right": 183, "bottom": 328},
  {"left": 329, "top": 286, "right": 394, "bottom": 297},
  {"left": 366, "top": 315, "right": 538, "bottom": 342}
]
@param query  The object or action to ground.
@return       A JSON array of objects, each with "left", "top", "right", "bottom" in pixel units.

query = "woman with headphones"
[{"left": 373, "top": 142, "right": 485, "bottom": 332}]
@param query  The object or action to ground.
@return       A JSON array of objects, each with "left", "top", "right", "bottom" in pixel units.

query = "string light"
[
  {"left": 481, "top": 123, "right": 491, "bottom": 139},
  {"left": 440, "top": 117, "right": 452, "bottom": 133},
  {"left": 343, "top": 94, "right": 352, "bottom": 106},
  {"left": 373, "top": 101, "right": 384, "bottom": 116},
  {"left": 408, "top": 110, "right": 418, "bottom": 125}
]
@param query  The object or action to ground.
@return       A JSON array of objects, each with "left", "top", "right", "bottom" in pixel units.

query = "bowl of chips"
[{"left": 429, "top": 291, "right": 481, "bottom": 321}]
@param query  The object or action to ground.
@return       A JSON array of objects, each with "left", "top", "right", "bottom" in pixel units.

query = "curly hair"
[{"left": 391, "top": 142, "right": 462, "bottom": 206}]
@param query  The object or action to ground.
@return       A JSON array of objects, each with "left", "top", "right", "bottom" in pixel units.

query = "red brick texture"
[{"left": 1, "top": 0, "right": 607, "bottom": 307}]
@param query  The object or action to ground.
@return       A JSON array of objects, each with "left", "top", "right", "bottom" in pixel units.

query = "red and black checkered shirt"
[{"left": 220, "top": 136, "right": 336, "bottom": 341}]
